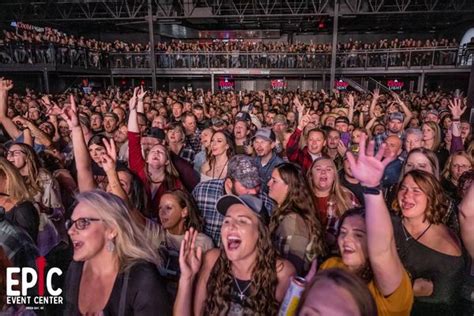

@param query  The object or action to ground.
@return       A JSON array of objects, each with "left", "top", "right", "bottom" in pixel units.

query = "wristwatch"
[{"left": 362, "top": 184, "right": 382, "bottom": 195}]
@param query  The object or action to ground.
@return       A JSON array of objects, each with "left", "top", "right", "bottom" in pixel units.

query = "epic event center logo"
[{"left": 6, "top": 256, "right": 63, "bottom": 309}]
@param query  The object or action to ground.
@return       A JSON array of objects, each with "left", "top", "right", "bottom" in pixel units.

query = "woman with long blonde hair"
[
  {"left": 422, "top": 121, "right": 449, "bottom": 169},
  {"left": 0, "top": 157, "right": 38, "bottom": 242},
  {"left": 64, "top": 190, "right": 171, "bottom": 315},
  {"left": 308, "top": 157, "right": 359, "bottom": 251},
  {"left": 6, "top": 142, "right": 66, "bottom": 256}
]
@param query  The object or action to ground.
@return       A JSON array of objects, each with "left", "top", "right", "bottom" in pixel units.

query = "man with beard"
[
  {"left": 253, "top": 128, "right": 283, "bottom": 193},
  {"left": 192, "top": 155, "right": 273, "bottom": 246}
]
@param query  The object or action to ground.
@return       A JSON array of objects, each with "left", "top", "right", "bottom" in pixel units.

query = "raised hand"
[
  {"left": 129, "top": 87, "right": 139, "bottom": 111},
  {"left": 448, "top": 98, "right": 466, "bottom": 120},
  {"left": 61, "top": 94, "right": 79, "bottom": 129},
  {"left": 372, "top": 87, "right": 380, "bottom": 100},
  {"left": 298, "top": 114, "right": 311, "bottom": 131},
  {"left": 346, "top": 134, "right": 396, "bottom": 187},
  {"left": 137, "top": 86, "right": 147, "bottom": 100},
  {"left": 0, "top": 78, "right": 13, "bottom": 92},
  {"left": 294, "top": 95, "right": 305, "bottom": 114},
  {"left": 179, "top": 228, "right": 203, "bottom": 280},
  {"left": 101, "top": 138, "right": 117, "bottom": 173},
  {"left": 344, "top": 93, "right": 355, "bottom": 108}
]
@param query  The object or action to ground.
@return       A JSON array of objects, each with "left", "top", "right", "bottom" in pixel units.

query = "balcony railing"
[
  {"left": 0, "top": 44, "right": 469, "bottom": 71},
  {"left": 109, "top": 47, "right": 466, "bottom": 70}
]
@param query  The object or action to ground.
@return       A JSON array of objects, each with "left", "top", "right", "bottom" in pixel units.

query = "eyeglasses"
[
  {"left": 65, "top": 217, "right": 102, "bottom": 230},
  {"left": 6, "top": 150, "right": 25, "bottom": 157},
  {"left": 452, "top": 164, "right": 471, "bottom": 170}
]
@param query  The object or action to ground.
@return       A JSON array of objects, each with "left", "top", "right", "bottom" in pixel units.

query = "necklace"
[
  {"left": 212, "top": 159, "right": 228, "bottom": 179},
  {"left": 233, "top": 276, "right": 251, "bottom": 301},
  {"left": 401, "top": 221, "right": 432, "bottom": 242}
]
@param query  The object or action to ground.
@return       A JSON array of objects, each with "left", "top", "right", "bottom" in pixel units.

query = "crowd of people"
[
  {"left": 0, "top": 27, "right": 463, "bottom": 69},
  {"left": 0, "top": 77, "right": 473, "bottom": 315}
]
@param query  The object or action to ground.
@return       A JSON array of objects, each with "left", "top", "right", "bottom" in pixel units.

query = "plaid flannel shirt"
[
  {"left": 0, "top": 219, "right": 39, "bottom": 269},
  {"left": 192, "top": 179, "right": 274, "bottom": 246},
  {"left": 179, "top": 146, "right": 196, "bottom": 165},
  {"left": 185, "top": 129, "right": 202, "bottom": 153}
]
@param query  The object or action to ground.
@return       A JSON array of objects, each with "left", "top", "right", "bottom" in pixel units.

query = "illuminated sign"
[
  {"left": 387, "top": 79, "right": 404, "bottom": 91},
  {"left": 335, "top": 80, "right": 349, "bottom": 91},
  {"left": 219, "top": 78, "right": 235, "bottom": 90},
  {"left": 271, "top": 79, "right": 287, "bottom": 90}
]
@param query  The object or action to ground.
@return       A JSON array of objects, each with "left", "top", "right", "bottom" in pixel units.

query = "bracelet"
[{"left": 362, "top": 184, "right": 382, "bottom": 195}]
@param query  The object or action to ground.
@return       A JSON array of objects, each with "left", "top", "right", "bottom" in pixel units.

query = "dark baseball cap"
[
  {"left": 227, "top": 155, "right": 260, "bottom": 188},
  {"left": 235, "top": 112, "right": 251, "bottom": 123},
  {"left": 389, "top": 112, "right": 404, "bottom": 122},
  {"left": 144, "top": 127, "right": 165, "bottom": 140},
  {"left": 335, "top": 116, "right": 350, "bottom": 125},
  {"left": 216, "top": 194, "right": 265, "bottom": 218},
  {"left": 252, "top": 128, "right": 276, "bottom": 142}
]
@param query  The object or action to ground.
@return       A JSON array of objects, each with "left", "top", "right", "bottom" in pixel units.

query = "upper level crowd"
[
  {"left": 0, "top": 27, "right": 463, "bottom": 68},
  {"left": 0, "top": 77, "right": 473, "bottom": 315}
]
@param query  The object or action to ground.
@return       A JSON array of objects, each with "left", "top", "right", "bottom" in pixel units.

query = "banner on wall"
[
  {"left": 271, "top": 79, "right": 287, "bottom": 91},
  {"left": 335, "top": 79, "right": 349, "bottom": 91},
  {"left": 218, "top": 77, "right": 235, "bottom": 91},
  {"left": 10, "top": 21, "right": 64, "bottom": 35},
  {"left": 387, "top": 79, "right": 404, "bottom": 91}
]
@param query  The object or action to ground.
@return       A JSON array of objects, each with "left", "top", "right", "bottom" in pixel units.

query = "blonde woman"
[
  {"left": 308, "top": 157, "right": 359, "bottom": 250},
  {"left": 441, "top": 151, "right": 473, "bottom": 202},
  {"left": 64, "top": 190, "right": 171, "bottom": 315},
  {"left": 6, "top": 142, "right": 66, "bottom": 256},
  {"left": 0, "top": 157, "right": 38, "bottom": 242},
  {"left": 422, "top": 121, "right": 449, "bottom": 169}
]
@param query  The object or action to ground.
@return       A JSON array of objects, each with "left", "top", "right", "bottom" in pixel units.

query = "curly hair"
[
  {"left": 392, "top": 170, "right": 449, "bottom": 225},
  {"left": 204, "top": 219, "right": 279, "bottom": 315},
  {"left": 270, "top": 162, "right": 326, "bottom": 256}
]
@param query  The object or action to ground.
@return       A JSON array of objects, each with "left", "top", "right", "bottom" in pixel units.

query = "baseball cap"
[
  {"left": 426, "top": 109, "right": 439, "bottom": 117},
  {"left": 144, "top": 127, "right": 165, "bottom": 140},
  {"left": 335, "top": 116, "right": 350, "bottom": 125},
  {"left": 103, "top": 112, "right": 119, "bottom": 121},
  {"left": 252, "top": 128, "right": 276, "bottom": 142},
  {"left": 216, "top": 194, "right": 265, "bottom": 218},
  {"left": 235, "top": 112, "right": 251, "bottom": 123},
  {"left": 389, "top": 112, "right": 404, "bottom": 122},
  {"left": 227, "top": 155, "right": 260, "bottom": 188},
  {"left": 211, "top": 117, "right": 226, "bottom": 127}
]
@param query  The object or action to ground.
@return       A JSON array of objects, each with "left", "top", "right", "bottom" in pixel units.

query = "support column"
[
  {"left": 110, "top": 73, "right": 115, "bottom": 87},
  {"left": 418, "top": 73, "right": 425, "bottom": 96},
  {"left": 329, "top": 0, "right": 339, "bottom": 94},
  {"left": 211, "top": 73, "right": 215, "bottom": 94},
  {"left": 148, "top": 0, "right": 157, "bottom": 92},
  {"left": 43, "top": 68, "right": 50, "bottom": 94},
  {"left": 467, "top": 60, "right": 474, "bottom": 122}
]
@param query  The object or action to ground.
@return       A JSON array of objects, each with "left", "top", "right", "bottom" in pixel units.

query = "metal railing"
[
  {"left": 0, "top": 44, "right": 468, "bottom": 71},
  {"left": 0, "top": 43, "right": 108, "bottom": 69},
  {"left": 108, "top": 47, "right": 465, "bottom": 70}
]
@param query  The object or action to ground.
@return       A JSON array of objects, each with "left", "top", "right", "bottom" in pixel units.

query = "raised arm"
[
  {"left": 344, "top": 93, "right": 355, "bottom": 123},
  {"left": 369, "top": 88, "right": 380, "bottom": 119},
  {"left": 346, "top": 134, "right": 403, "bottom": 296},
  {"left": 127, "top": 87, "right": 139, "bottom": 133},
  {"left": 0, "top": 78, "right": 22, "bottom": 140},
  {"left": 392, "top": 91, "right": 413, "bottom": 127},
  {"left": 62, "top": 95, "right": 96, "bottom": 192},
  {"left": 174, "top": 229, "right": 203, "bottom": 316},
  {"left": 459, "top": 181, "right": 474, "bottom": 259},
  {"left": 448, "top": 98, "right": 466, "bottom": 153},
  {"left": 137, "top": 86, "right": 146, "bottom": 114}
]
